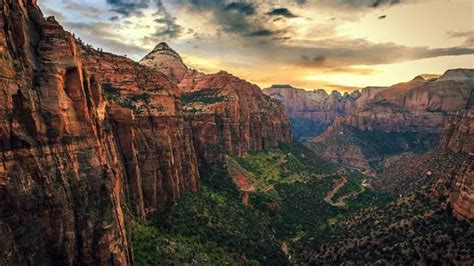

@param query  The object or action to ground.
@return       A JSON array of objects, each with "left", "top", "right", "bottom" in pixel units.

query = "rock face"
[
  {"left": 79, "top": 45, "right": 200, "bottom": 218},
  {"left": 263, "top": 85, "right": 359, "bottom": 124},
  {"left": 263, "top": 85, "right": 359, "bottom": 140},
  {"left": 140, "top": 42, "right": 192, "bottom": 83},
  {"left": 0, "top": 1, "right": 130, "bottom": 264},
  {"left": 140, "top": 47, "right": 292, "bottom": 166},
  {"left": 306, "top": 71, "right": 473, "bottom": 168},
  {"left": 434, "top": 111, "right": 474, "bottom": 219}
]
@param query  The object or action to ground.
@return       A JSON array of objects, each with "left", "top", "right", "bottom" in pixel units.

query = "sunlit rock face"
[
  {"left": 0, "top": 1, "right": 130, "bottom": 264},
  {"left": 140, "top": 44, "right": 293, "bottom": 166},
  {"left": 79, "top": 43, "right": 200, "bottom": 218},
  {"left": 140, "top": 42, "right": 189, "bottom": 83},
  {"left": 0, "top": 1, "right": 294, "bottom": 263},
  {"left": 304, "top": 70, "right": 473, "bottom": 167}
]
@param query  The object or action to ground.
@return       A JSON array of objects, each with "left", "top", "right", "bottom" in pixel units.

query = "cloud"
[
  {"left": 447, "top": 31, "right": 474, "bottom": 47},
  {"left": 224, "top": 2, "right": 256, "bottom": 15},
  {"left": 149, "top": 1, "right": 183, "bottom": 39},
  {"left": 247, "top": 29, "right": 275, "bottom": 37},
  {"left": 260, "top": 38, "right": 474, "bottom": 69},
  {"left": 267, "top": 8, "right": 298, "bottom": 18},
  {"left": 301, "top": 0, "right": 405, "bottom": 9},
  {"left": 62, "top": 21, "right": 148, "bottom": 56},
  {"left": 106, "top": 0, "right": 150, "bottom": 16},
  {"left": 174, "top": 0, "right": 275, "bottom": 39}
]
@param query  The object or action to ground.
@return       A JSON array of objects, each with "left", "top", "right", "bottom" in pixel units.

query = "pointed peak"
[{"left": 151, "top": 42, "right": 178, "bottom": 54}]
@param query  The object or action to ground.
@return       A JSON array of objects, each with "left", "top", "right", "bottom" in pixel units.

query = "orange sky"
[{"left": 42, "top": 0, "right": 474, "bottom": 92}]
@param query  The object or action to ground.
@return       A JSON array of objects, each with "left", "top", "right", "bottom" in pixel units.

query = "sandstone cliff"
[
  {"left": 0, "top": 1, "right": 130, "bottom": 264},
  {"left": 79, "top": 44, "right": 200, "bottom": 218},
  {"left": 140, "top": 44, "right": 292, "bottom": 165},
  {"left": 306, "top": 71, "right": 473, "bottom": 168},
  {"left": 263, "top": 85, "right": 359, "bottom": 140},
  {"left": 434, "top": 111, "right": 473, "bottom": 219}
]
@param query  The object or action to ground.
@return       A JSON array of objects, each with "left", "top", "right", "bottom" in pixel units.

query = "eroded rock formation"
[
  {"left": 140, "top": 45, "right": 292, "bottom": 165},
  {"left": 0, "top": 1, "right": 130, "bottom": 264}
]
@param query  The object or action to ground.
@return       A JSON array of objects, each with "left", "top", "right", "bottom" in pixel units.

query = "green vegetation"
[
  {"left": 235, "top": 142, "right": 392, "bottom": 247},
  {"left": 103, "top": 84, "right": 161, "bottom": 115},
  {"left": 296, "top": 191, "right": 474, "bottom": 264},
  {"left": 181, "top": 88, "right": 228, "bottom": 105},
  {"left": 130, "top": 141, "right": 468, "bottom": 265},
  {"left": 132, "top": 164, "right": 288, "bottom": 265}
]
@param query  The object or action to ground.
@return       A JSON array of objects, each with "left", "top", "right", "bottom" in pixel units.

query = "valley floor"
[{"left": 129, "top": 142, "right": 473, "bottom": 265}]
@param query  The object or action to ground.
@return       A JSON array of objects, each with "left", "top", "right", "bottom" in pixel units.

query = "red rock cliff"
[
  {"left": 79, "top": 44, "right": 200, "bottom": 218},
  {"left": 140, "top": 43, "right": 292, "bottom": 165},
  {"left": 435, "top": 110, "right": 473, "bottom": 219},
  {"left": 0, "top": 0, "right": 130, "bottom": 264}
]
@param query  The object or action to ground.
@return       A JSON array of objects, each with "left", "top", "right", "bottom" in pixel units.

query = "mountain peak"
[
  {"left": 140, "top": 42, "right": 188, "bottom": 83},
  {"left": 151, "top": 42, "right": 177, "bottom": 54}
]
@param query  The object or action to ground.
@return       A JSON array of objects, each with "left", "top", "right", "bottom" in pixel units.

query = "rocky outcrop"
[
  {"left": 0, "top": 1, "right": 130, "bottom": 264},
  {"left": 140, "top": 46, "right": 292, "bottom": 166},
  {"left": 140, "top": 42, "right": 201, "bottom": 84}
]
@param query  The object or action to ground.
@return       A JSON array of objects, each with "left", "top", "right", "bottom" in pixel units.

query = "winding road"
[{"left": 324, "top": 177, "right": 367, "bottom": 208}]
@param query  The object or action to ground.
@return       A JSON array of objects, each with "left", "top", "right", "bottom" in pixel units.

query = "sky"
[{"left": 40, "top": 0, "right": 474, "bottom": 92}]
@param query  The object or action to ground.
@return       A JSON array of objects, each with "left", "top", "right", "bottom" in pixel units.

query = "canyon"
[
  {"left": 266, "top": 71, "right": 474, "bottom": 220},
  {"left": 0, "top": 0, "right": 290, "bottom": 264},
  {"left": 0, "top": 0, "right": 472, "bottom": 265}
]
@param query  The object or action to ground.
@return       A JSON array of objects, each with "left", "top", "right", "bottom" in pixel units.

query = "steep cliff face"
[
  {"left": 342, "top": 74, "right": 472, "bottom": 133},
  {"left": 263, "top": 85, "right": 359, "bottom": 140},
  {"left": 140, "top": 45, "right": 292, "bottom": 166},
  {"left": 307, "top": 71, "right": 473, "bottom": 168},
  {"left": 0, "top": 1, "right": 130, "bottom": 264},
  {"left": 434, "top": 111, "right": 474, "bottom": 219},
  {"left": 79, "top": 45, "right": 200, "bottom": 218}
]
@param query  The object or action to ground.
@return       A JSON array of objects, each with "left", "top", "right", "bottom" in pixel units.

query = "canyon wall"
[
  {"left": 305, "top": 72, "right": 473, "bottom": 168},
  {"left": 263, "top": 85, "right": 359, "bottom": 140},
  {"left": 79, "top": 45, "right": 200, "bottom": 218},
  {"left": 434, "top": 111, "right": 474, "bottom": 219},
  {"left": 0, "top": 1, "right": 130, "bottom": 264},
  {"left": 140, "top": 43, "right": 293, "bottom": 165}
]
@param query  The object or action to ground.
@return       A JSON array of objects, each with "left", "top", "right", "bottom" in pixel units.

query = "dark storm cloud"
[
  {"left": 174, "top": 0, "right": 274, "bottom": 38},
  {"left": 247, "top": 29, "right": 275, "bottom": 37},
  {"left": 149, "top": 0, "right": 183, "bottom": 39},
  {"left": 267, "top": 8, "right": 298, "bottom": 18},
  {"left": 224, "top": 2, "right": 256, "bottom": 15},
  {"left": 106, "top": 0, "right": 150, "bottom": 16}
]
